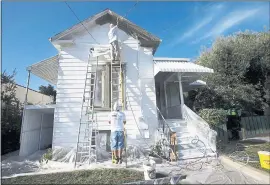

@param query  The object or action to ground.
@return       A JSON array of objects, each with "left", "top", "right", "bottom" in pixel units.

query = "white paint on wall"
[
  {"left": 19, "top": 108, "right": 54, "bottom": 156},
  {"left": 52, "top": 23, "right": 158, "bottom": 150}
]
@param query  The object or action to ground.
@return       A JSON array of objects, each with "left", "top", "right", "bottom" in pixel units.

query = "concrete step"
[
  {"left": 165, "top": 119, "right": 187, "bottom": 128},
  {"left": 176, "top": 131, "right": 190, "bottom": 136},
  {"left": 176, "top": 135, "right": 192, "bottom": 144},
  {"left": 170, "top": 126, "right": 188, "bottom": 133},
  {"left": 177, "top": 147, "right": 216, "bottom": 160},
  {"left": 176, "top": 132, "right": 191, "bottom": 139}
]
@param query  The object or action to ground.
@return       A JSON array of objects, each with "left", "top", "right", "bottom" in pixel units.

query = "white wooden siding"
[{"left": 52, "top": 23, "right": 158, "bottom": 149}]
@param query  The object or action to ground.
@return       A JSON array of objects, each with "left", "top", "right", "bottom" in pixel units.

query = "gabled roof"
[{"left": 49, "top": 9, "right": 161, "bottom": 54}]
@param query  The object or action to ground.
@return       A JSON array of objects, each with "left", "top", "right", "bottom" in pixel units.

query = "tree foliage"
[
  {"left": 1, "top": 70, "right": 22, "bottom": 154},
  {"left": 39, "top": 84, "right": 56, "bottom": 103},
  {"left": 195, "top": 31, "right": 270, "bottom": 114}
]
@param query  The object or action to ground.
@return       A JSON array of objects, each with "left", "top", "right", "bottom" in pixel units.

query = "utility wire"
[
  {"left": 116, "top": 0, "right": 139, "bottom": 26},
  {"left": 123, "top": 0, "right": 139, "bottom": 19},
  {"left": 64, "top": 1, "right": 100, "bottom": 44}
]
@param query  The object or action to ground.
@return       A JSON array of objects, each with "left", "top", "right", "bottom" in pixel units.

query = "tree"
[
  {"left": 195, "top": 31, "right": 270, "bottom": 114},
  {"left": 1, "top": 70, "right": 22, "bottom": 154},
  {"left": 39, "top": 84, "right": 56, "bottom": 103}
]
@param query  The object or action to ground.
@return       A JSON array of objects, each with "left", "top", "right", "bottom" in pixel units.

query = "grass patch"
[
  {"left": 2, "top": 169, "right": 144, "bottom": 184},
  {"left": 244, "top": 143, "right": 270, "bottom": 173}
]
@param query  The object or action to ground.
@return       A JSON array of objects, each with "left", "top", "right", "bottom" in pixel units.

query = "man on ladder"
[
  {"left": 108, "top": 23, "right": 120, "bottom": 62},
  {"left": 108, "top": 102, "right": 126, "bottom": 164}
]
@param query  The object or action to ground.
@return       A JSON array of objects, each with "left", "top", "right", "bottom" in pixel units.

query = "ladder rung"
[
  {"left": 82, "top": 106, "right": 94, "bottom": 109},
  {"left": 77, "top": 143, "right": 97, "bottom": 147},
  {"left": 78, "top": 141, "right": 90, "bottom": 147},
  {"left": 85, "top": 84, "right": 95, "bottom": 86},
  {"left": 80, "top": 122, "right": 95, "bottom": 124},
  {"left": 84, "top": 97, "right": 94, "bottom": 99},
  {"left": 83, "top": 104, "right": 94, "bottom": 107},
  {"left": 77, "top": 152, "right": 90, "bottom": 154}
]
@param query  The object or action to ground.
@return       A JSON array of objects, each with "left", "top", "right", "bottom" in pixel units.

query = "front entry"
[{"left": 165, "top": 82, "right": 182, "bottom": 119}]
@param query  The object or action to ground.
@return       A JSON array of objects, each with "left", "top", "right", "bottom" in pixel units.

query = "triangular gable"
[{"left": 49, "top": 9, "right": 161, "bottom": 54}]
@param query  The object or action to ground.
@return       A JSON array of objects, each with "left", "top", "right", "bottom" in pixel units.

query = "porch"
[{"left": 154, "top": 58, "right": 213, "bottom": 120}]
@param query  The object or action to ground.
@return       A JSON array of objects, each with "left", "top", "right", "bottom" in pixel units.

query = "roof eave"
[
  {"left": 49, "top": 9, "right": 109, "bottom": 42},
  {"left": 49, "top": 9, "right": 162, "bottom": 54}
]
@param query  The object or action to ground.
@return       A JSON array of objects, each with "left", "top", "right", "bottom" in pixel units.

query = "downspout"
[{"left": 20, "top": 69, "right": 31, "bottom": 144}]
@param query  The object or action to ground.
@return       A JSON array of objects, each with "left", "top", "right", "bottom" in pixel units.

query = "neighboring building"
[
  {"left": 1, "top": 84, "right": 53, "bottom": 105},
  {"left": 19, "top": 9, "right": 217, "bottom": 163},
  {"left": 15, "top": 84, "right": 54, "bottom": 105}
]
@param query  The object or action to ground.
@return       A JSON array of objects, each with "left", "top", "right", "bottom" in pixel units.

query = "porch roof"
[
  {"left": 26, "top": 56, "right": 214, "bottom": 85},
  {"left": 153, "top": 57, "right": 214, "bottom": 75},
  {"left": 27, "top": 55, "right": 59, "bottom": 85}
]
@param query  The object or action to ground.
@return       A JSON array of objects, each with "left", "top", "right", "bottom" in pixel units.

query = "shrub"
[
  {"left": 1, "top": 70, "right": 23, "bottom": 155},
  {"left": 149, "top": 139, "right": 164, "bottom": 158},
  {"left": 40, "top": 148, "right": 53, "bottom": 164},
  {"left": 199, "top": 108, "right": 227, "bottom": 128}
]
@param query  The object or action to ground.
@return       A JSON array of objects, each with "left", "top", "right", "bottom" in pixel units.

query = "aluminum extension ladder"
[
  {"left": 74, "top": 49, "right": 99, "bottom": 168},
  {"left": 110, "top": 43, "right": 127, "bottom": 167}
]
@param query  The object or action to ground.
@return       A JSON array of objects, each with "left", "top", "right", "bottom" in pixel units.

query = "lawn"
[
  {"left": 2, "top": 169, "right": 145, "bottom": 184},
  {"left": 244, "top": 142, "right": 270, "bottom": 173},
  {"left": 221, "top": 142, "right": 270, "bottom": 173}
]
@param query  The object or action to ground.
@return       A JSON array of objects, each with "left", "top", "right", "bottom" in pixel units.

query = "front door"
[{"left": 165, "top": 82, "right": 182, "bottom": 119}]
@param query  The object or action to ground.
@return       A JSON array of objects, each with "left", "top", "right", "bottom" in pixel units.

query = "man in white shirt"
[
  {"left": 108, "top": 102, "right": 126, "bottom": 164},
  {"left": 108, "top": 23, "right": 120, "bottom": 61}
]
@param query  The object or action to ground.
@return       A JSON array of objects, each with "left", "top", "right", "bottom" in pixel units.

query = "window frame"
[{"left": 95, "top": 63, "right": 126, "bottom": 110}]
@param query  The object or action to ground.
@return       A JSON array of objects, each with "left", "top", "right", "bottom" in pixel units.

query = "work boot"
[
  {"left": 116, "top": 157, "right": 119, "bottom": 164},
  {"left": 119, "top": 157, "right": 122, "bottom": 164}
]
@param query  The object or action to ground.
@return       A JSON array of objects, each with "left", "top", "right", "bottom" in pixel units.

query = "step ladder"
[{"left": 74, "top": 49, "right": 99, "bottom": 168}]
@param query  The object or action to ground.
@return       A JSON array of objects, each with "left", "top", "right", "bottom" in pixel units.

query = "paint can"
[{"left": 258, "top": 151, "right": 270, "bottom": 170}]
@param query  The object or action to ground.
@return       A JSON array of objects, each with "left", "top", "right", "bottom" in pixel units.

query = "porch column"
[
  {"left": 164, "top": 82, "right": 168, "bottom": 118},
  {"left": 178, "top": 73, "right": 184, "bottom": 119},
  {"left": 20, "top": 69, "right": 31, "bottom": 143}
]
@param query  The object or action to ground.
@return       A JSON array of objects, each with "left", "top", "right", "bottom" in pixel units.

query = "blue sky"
[{"left": 2, "top": 1, "right": 269, "bottom": 90}]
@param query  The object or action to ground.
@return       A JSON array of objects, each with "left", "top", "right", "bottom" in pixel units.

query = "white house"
[{"left": 19, "top": 9, "right": 217, "bottom": 164}]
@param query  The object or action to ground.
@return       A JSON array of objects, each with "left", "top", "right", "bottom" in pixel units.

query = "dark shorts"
[{"left": 111, "top": 131, "right": 124, "bottom": 150}]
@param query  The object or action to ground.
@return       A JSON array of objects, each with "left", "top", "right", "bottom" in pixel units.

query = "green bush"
[
  {"left": 199, "top": 108, "right": 227, "bottom": 128},
  {"left": 40, "top": 148, "right": 53, "bottom": 164},
  {"left": 1, "top": 70, "right": 23, "bottom": 155},
  {"left": 149, "top": 139, "right": 164, "bottom": 158}
]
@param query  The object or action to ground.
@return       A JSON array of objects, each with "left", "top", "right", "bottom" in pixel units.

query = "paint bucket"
[
  {"left": 258, "top": 151, "right": 270, "bottom": 170},
  {"left": 143, "top": 159, "right": 156, "bottom": 180}
]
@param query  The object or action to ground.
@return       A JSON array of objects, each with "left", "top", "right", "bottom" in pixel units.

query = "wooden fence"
[
  {"left": 212, "top": 124, "right": 229, "bottom": 143},
  {"left": 212, "top": 116, "right": 270, "bottom": 143},
  {"left": 241, "top": 116, "right": 270, "bottom": 139}
]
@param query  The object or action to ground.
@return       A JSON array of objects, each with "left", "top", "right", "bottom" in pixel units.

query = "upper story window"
[{"left": 94, "top": 64, "right": 125, "bottom": 109}]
